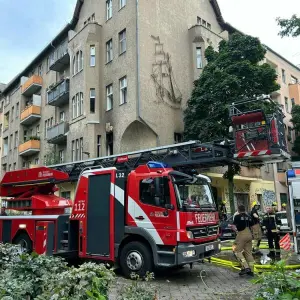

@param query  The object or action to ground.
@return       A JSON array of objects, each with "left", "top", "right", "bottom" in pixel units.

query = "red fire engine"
[{"left": 0, "top": 141, "right": 235, "bottom": 277}]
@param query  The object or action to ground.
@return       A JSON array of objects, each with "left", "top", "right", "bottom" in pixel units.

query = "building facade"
[{"left": 0, "top": 0, "right": 299, "bottom": 211}]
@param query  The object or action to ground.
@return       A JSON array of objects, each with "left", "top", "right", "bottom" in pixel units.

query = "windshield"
[
  {"left": 171, "top": 173, "right": 215, "bottom": 211},
  {"left": 276, "top": 212, "right": 287, "bottom": 219}
]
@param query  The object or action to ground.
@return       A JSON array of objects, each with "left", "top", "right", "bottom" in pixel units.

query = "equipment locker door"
[{"left": 86, "top": 170, "right": 115, "bottom": 260}]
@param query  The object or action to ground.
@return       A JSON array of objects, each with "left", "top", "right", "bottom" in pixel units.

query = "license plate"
[
  {"left": 205, "top": 244, "right": 214, "bottom": 251},
  {"left": 223, "top": 233, "right": 232, "bottom": 237}
]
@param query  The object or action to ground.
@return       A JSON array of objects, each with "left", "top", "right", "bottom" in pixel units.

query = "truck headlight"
[
  {"left": 186, "top": 231, "right": 193, "bottom": 239},
  {"left": 183, "top": 250, "right": 196, "bottom": 257}
]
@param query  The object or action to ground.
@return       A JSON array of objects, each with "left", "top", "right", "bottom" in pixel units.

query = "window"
[
  {"left": 119, "top": 29, "right": 126, "bottom": 54},
  {"left": 73, "top": 56, "right": 76, "bottom": 75},
  {"left": 60, "top": 111, "right": 65, "bottom": 121},
  {"left": 59, "top": 150, "right": 64, "bottom": 163},
  {"left": 14, "top": 131, "right": 18, "bottom": 148},
  {"left": 16, "top": 102, "right": 19, "bottom": 118},
  {"left": 285, "top": 97, "right": 289, "bottom": 113},
  {"left": 79, "top": 51, "right": 83, "bottom": 70},
  {"left": 119, "top": 76, "right": 127, "bottom": 105},
  {"left": 2, "top": 164, "right": 7, "bottom": 172},
  {"left": 282, "top": 69, "right": 286, "bottom": 84},
  {"left": 202, "top": 19, "right": 207, "bottom": 26},
  {"left": 72, "top": 141, "right": 75, "bottom": 161},
  {"left": 4, "top": 112, "right": 9, "bottom": 129},
  {"left": 90, "top": 45, "right": 96, "bottom": 66},
  {"left": 11, "top": 107, "right": 14, "bottom": 122},
  {"left": 90, "top": 89, "right": 96, "bottom": 113},
  {"left": 8, "top": 164, "right": 11, "bottom": 171},
  {"left": 119, "top": 0, "right": 126, "bottom": 9},
  {"left": 291, "top": 98, "right": 295, "bottom": 109},
  {"left": 291, "top": 76, "right": 298, "bottom": 84},
  {"left": 72, "top": 96, "right": 76, "bottom": 118},
  {"left": 288, "top": 126, "right": 293, "bottom": 141},
  {"left": 106, "top": 132, "right": 113, "bottom": 155},
  {"left": 76, "top": 93, "right": 80, "bottom": 117},
  {"left": 38, "top": 64, "right": 43, "bottom": 76},
  {"left": 106, "top": 0, "right": 112, "bottom": 20},
  {"left": 3, "top": 137, "right": 8, "bottom": 156},
  {"left": 207, "top": 23, "right": 211, "bottom": 30},
  {"left": 13, "top": 163, "right": 16, "bottom": 170},
  {"left": 97, "top": 135, "right": 101, "bottom": 157},
  {"left": 45, "top": 120, "right": 47, "bottom": 137},
  {"left": 280, "top": 193, "right": 288, "bottom": 206},
  {"left": 106, "top": 84, "right": 113, "bottom": 110},
  {"left": 76, "top": 139, "right": 79, "bottom": 160},
  {"left": 139, "top": 177, "right": 170, "bottom": 207},
  {"left": 79, "top": 93, "right": 83, "bottom": 115},
  {"left": 34, "top": 158, "right": 39, "bottom": 165},
  {"left": 106, "top": 39, "right": 113, "bottom": 63},
  {"left": 36, "top": 125, "right": 40, "bottom": 137},
  {"left": 197, "top": 17, "right": 201, "bottom": 25},
  {"left": 174, "top": 133, "right": 183, "bottom": 144},
  {"left": 91, "top": 13, "right": 95, "bottom": 22},
  {"left": 80, "top": 138, "right": 83, "bottom": 160},
  {"left": 61, "top": 191, "right": 71, "bottom": 199},
  {"left": 9, "top": 134, "right": 13, "bottom": 150},
  {"left": 196, "top": 47, "right": 203, "bottom": 69}
]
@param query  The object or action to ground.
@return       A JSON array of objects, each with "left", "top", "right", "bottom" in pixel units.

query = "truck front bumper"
[{"left": 176, "top": 240, "right": 221, "bottom": 265}]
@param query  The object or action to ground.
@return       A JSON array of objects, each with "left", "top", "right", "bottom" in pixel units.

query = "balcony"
[
  {"left": 277, "top": 172, "right": 286, "bottom": 184},
  {"left": 49, "top": 41, "right": 70, "bottom": 72},
  {"left": 47, "top": 79, "right": 69, "bottom": 107},
  {"left": 47, "top": 121, "right": 69, "bottom": 144},
  {"left": 21, "top": 75, "right": 43, "bottom": 96},
  {"left": 19, "top": 139, "right": 40, "bottom": 157},
  {"left": 20, "top": 105, "right": 41, "bottom": 125}
]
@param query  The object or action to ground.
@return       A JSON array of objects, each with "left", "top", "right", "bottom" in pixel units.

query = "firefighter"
[
  {"left": 232, "top": 205, "right": 255, "bottom": 276},
  {"left": 0, "top": 207, "right": 7, "bottom": 216},
  {"left": 262, "top": 205, "right": 281, "bottom": 259},
  {"left": 220, "top": 200, "right": 227, "bottom": 220},
  {"left": 281, "top": 203, "right": 286, "bottom": 211},
  {"left": 250, "top": 201, "right": 263, "bottom": 255}
]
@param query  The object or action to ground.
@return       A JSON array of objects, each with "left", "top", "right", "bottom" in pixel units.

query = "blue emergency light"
[
  {"left": 287, "top": 170, "right": 295, "bottom": 178},
  {"left": 147, "top": 161, "right": 170, "bottom": 169}
]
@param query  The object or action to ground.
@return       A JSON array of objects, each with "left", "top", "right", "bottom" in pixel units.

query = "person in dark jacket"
[
  {"left": 262, "top": 205, "right": 281, "bottom": 259},
  {"left": 0, "top": 207, "right": 7, "bottom": 216},
  {"left": 232, "top": 205, "right": 255, "bottom": 276},
  {"left": 250, "top": 201, "right": 263, "bottom": 255}
]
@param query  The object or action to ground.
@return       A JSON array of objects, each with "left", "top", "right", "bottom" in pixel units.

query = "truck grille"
[{"left": 189, "top": 225, "right": 219, "bottom": 239}]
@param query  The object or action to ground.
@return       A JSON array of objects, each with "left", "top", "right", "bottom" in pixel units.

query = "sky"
[{"left": 0, "top": 0, "right": 300, "bottom": 84}]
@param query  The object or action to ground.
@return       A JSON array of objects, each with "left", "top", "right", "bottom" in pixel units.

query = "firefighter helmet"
[
  {"left": 272, "top": 202, "right": 277, "bottom": 207},
  {"left": 252, "top": 201, "right": 257, "bottom": 207},
  {"left": 282, "top": 203, "right": 286, "bottom": 208}
]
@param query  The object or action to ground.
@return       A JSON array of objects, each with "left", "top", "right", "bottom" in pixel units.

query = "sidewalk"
[{"left": 109, "top": 263, "right": 256, "bottom": 300}]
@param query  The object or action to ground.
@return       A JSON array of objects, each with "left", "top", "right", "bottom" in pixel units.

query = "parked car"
[
  {"left": 276, "top": 211, "right": 292, "bottom": 235},
  {"left": 219, "top": 214, "right": 237, "bottom": 240}
]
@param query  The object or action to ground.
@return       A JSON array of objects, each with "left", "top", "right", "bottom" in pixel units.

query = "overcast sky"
[{"left": 0, "top": 0, "right": 300, "bottom": 84}]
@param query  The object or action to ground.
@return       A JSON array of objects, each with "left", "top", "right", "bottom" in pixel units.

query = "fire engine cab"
[{"left": 0, "top": 141, "right": 233, "bottom": 277}]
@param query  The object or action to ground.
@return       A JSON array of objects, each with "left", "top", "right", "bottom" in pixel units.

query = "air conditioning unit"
[{"left": 106, "top": 123, "right": 113, "bottom": 133}]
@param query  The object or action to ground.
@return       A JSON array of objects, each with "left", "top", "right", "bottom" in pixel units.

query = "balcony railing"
[
  {"left": 47, "top": 121, "right": 69, "bottom": 144},
  {"left": 20, "top": 105, "right": 41, "bottom": 125},
  {"left": 49, "top": 41, "right": 70, "bottom": 72},
  {"left": 19, "top": 139, "right": 40, "bottom": 156},
  {"left": 21, "top": 75, "right": 43, "bottom": 96},
  {"left": 47, "top": 79, "right": 69, "bottom": 107}
]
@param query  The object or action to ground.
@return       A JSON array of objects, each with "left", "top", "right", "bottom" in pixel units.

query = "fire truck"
[
  {"left": 0, "top": 97, "right": 290, "bottom": 277},
  {"left": 0, "top": 141, "right": 234, "bottom": 277}
]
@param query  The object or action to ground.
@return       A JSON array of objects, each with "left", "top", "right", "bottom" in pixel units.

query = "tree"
[
  {"left": 291, "top": 105, "right": 300, "bottom": 156},
  {"left": 184, "top": 33, "right": 280, "bottom": 213},
  {"left": 277, "top": 15, "right": 300, "bottom": 38}
]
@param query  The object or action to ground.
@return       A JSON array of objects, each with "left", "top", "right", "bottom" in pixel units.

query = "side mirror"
[{"left": 165, "top": 204, "right": 175, "bottom": 210}]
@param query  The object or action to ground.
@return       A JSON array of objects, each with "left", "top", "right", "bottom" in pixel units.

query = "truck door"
[
  {"left": 129, "top": 176, "right": 177, "bottom": 246},
  {"left": 85, "top": 169, "right": 115, "bottom": 260}
]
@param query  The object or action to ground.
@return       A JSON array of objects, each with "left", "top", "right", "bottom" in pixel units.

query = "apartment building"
[{"left": 0, "top": 0, "right": 229, "bottom": 172}]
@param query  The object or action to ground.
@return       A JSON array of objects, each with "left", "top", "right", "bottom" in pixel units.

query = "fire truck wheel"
[
  {"left": 120, "top": 241, "right": 153, "bottom": 278},
  {"left": 13, "top": 233, "right": 33, "bottom": 254}
]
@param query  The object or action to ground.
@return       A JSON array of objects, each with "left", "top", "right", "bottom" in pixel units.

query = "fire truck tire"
[
  {"left": 13, "top": 233, "right": 33, "bottom": 253},
  {"left": 120, "top": 241, "right": 153, "bottom": 278}
]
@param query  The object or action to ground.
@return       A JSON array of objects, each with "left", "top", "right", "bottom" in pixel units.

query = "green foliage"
[
  {"left": 277, "top": 15, "right": 300, "bottom": 38},
  {"left": 184, "top": 32, "right": 280, "bottom": 143},
  {"left": 290, "top": 105, "right": 300, "bottom": 155},
  {"left": 0, "top": 243, "right": 115, "bottom": 300},
  {"left": 44, "top": 150, "right": 61, "bottom": 165},
  {"left": 118, "top": 273, "right": 157, "bottom": 300},
  {"left": 37, "top": 262, "right": 115, "bottom": 300},
  {"left": 252, "top": 259, "right": 300, "bottom": 300},
  {"left": 292, "top": 136, "right": 300, "bottom": 156}
]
